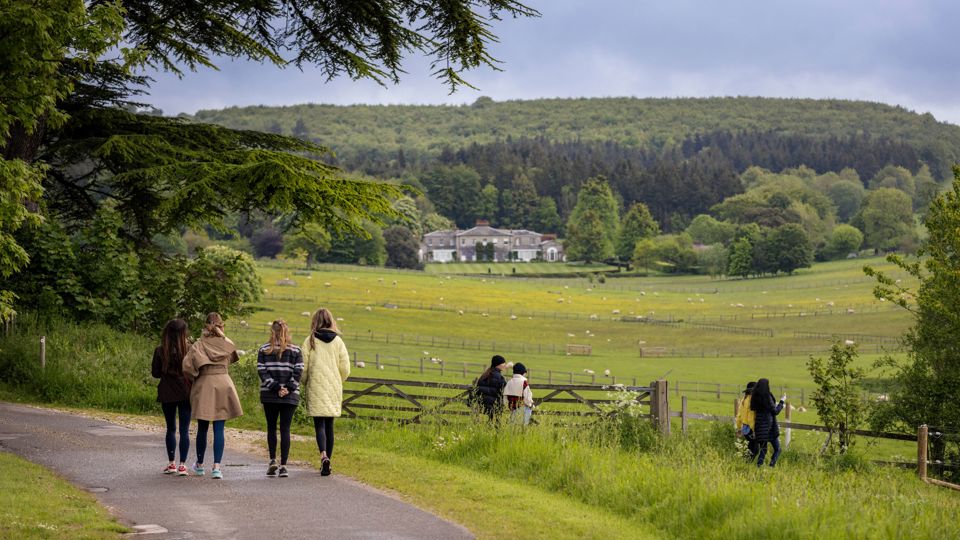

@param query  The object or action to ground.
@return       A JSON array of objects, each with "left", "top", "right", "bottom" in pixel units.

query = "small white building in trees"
[{"left": 419, "top": 220, "right": 564, "bottom": 263}]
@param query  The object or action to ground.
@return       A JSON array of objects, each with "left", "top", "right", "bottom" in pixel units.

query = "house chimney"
[{"left": 476, "top": 219, "right": 489, "bottom": 226}]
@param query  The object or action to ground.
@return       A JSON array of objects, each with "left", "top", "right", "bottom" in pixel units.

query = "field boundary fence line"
[
  {"left": 260, "top": 293, "right": 899, "bottom": 325},
  {"left": 793, "top": 331, "right": 902, "bottom": 346}
]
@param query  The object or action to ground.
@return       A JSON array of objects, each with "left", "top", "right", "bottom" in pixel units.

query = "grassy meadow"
[{"left": 2, "top": 255, "right": 952, "bottom": 539}]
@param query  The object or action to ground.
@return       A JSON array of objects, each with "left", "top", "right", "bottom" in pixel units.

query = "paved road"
[{"left": 0, "top": 402, "right": 472, "bottom": 539}]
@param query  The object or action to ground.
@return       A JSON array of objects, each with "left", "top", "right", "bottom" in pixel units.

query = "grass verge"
[{"left": 0, "top": 451, "right": 127, "bottom": 539}]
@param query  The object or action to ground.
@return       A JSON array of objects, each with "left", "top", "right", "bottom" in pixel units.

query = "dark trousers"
[
  {"left": 747, "top": 436, "right": 759, "bottom": 459},
  {"left": 161, "top": 401, "right": 191, "bottom": 462},
  {"left": 313, "top": 416, "right": 334, "bottom": 458},
  {"left": 757, "top": 437, "right": 781, "bottom": 467},
  {"left": 196, "top": 419, "right": 225, "bottom": 464},
  {"left": 263, "top": 403, "right": 297, "bottom": 464}
]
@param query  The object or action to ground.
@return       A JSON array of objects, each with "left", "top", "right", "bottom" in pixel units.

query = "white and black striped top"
[{"left": 256, "top": 344, "right": 304, "bottom": 405}]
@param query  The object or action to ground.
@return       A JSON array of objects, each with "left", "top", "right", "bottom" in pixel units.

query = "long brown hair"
[
  {"left": 267, "top": 319, "right": 291, "bottom": 356},
  {"left": 203, "top": 312, "right": 226, "bottom": 338},
  {"left": 308, "top": 308, "right": 339, "bottom": 350},
  {"left": 161, "top": 319, "right": 189, "bottom": 374}
]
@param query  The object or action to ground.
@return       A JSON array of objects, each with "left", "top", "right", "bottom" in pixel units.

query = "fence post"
[
  {"left": 419, "top": 357, "right": 424, "bottom": 374},
  {"left": 462, "top": 362, "right": 467, "bottom": 378},
  {"left": 548, "top": 370, "right": 553, "bottom": 384},
  {"left": 716, "top": 383, "right": 721, "bottom": 400},
  {"left": 784, "top": 400, "right": 792, "bottom": 449},
  {"left": 733, "top": 398, "right": 739, "bottom": 428},
  {"left": 650, "top": 380, "right": 670, "bottom": 436},
  {"left": 800, "top": 388, "right": 805, "bottom": 406},
  {"left": 40, "top": 335, "right": 46, "bottom": 369},
  {"left": 681, "top": 395, "right": 688, "bottom": 435},
  {"left": 918, "top": 424, "right": 929, "bottom": 480},
  {"left": 376, "top": 353, "right": 381, "bottom": 370}
]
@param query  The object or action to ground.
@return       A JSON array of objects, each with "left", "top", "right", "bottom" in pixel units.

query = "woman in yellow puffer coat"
[{"left": 301, "top": 308, "right": 350, "bottom": 476}]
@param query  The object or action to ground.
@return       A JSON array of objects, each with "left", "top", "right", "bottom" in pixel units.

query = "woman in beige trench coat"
[
  {"left": 183, "top": 312, "right": 242, "bottom": 479},
  {"left": 301, "top": 308, "right": 350, "bottom": 476}
]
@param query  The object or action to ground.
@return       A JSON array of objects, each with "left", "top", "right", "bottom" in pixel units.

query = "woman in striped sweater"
[{"left": 257, "top": 320, "right": 304, "bottom": 477}]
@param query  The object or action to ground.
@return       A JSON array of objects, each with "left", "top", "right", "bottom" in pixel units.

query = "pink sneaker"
[
  {"left": 163, "top": 464, "right": 177, "bottom": 474},
  {"left": 177, "top": 465, "right": 188, "bottom": 476}
]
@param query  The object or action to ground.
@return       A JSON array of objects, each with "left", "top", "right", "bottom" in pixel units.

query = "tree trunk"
[{"left": 2, "top": 118, "right": 46, "bottom": 163}]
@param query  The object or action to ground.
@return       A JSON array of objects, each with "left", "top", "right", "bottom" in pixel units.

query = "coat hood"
[
  {"left": 200, "top": 335, "right": 237, "bottom": 360},
  {"left": 314, "top": 329, "right": 339, "bottom": 343}
]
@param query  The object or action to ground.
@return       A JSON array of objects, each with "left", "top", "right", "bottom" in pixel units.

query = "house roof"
[
  {"left": 423, "top": 230, "right": 457, "bottom": 237},
  {"left": 457, "top": 225, "right": 511, "bottom": 237}
]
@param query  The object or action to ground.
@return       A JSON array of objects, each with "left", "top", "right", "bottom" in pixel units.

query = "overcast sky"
[{"left": 143, "top": 0, "right": 960, "bottom": 124}]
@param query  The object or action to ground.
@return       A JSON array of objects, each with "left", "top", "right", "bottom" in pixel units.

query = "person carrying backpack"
[{"left": 473, "top": 355, "right": 508, "bottom": 421}]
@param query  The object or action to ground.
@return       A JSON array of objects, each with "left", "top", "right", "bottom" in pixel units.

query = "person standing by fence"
[
  {"left": 258, "top": 320, "right": 303, "bottom": 478},
  {"left": 474, "top": 355, "right": 508, "bottom": 421},
  {"left": 183, "top": 312, "right": 243, "bottom": 479},
  {"left": 504, "top": 362, "right": 534, "bottom": 425},
  {"left": 301, "top": 308, "right": 350, "bottom": 477},
  {"left": 735, "top": 381, "right": 758, "bottom": 459},
  {"left": 151, "top": 319, "right": 192, "bottom": 476},
  {"left": 750, "top": 378, "right": 785, "bottom": 468}
]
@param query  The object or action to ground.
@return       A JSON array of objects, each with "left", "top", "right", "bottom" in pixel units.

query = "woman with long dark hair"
[
  {"left": 474, "top": 355, "right": 508, "bottom": 420},
  {"left": 750, "top": 378, "right": 786, "bottom": 467},
  {"left": 151, "top": 319, "right": 192, "bottom": 476},
  {"left": 301, "top": 308, "right": 350, "bottom": 477}
]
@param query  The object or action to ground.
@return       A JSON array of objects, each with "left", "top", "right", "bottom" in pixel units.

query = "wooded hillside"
[{"left": 191, "top": 97, "right": 960, "bottom": 180}]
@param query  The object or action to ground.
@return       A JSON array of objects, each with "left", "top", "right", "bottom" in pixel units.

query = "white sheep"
[
  {"left": 301, "top": 311, "right": 311, "bottom": 316},
  {"left": 846, "top": 308, "right": 855, "bottom": 314},
  {"left": 324, "top": 282, "right": 331, "bottom": 287},
  {"left": 735, "top": 303, "right": 744, "bottom": 308},
  {"left": 640, "top": 291, "right": 646, "bottom": 296},
  {"left": 239, "top": 320, "right": 249, "bottom": 328},
  {"left": 844, "top": 339, "right": 855, "bottom": 346},
  {"left": 336, "top": 317, "right": 344, "bottom": 322},
  {"left": 458, "top": 310, "right": 465, "bottom": 315},
  {"left": 603, "top": 369, "right": 611, "bottom": 376},
  {"left": 356, "top": 361, "right": 366, "bottom": 368},
  {"left": 583, "top": 369, "right": 595, "bottom": 375},
  {"left": 365, "top": 306, "right": 372, "bottom": 311},
  {"left": 510, "top": 315, "right": 518, "bottom": 320},
  {"left": 567, "top": 333, "right": 576, "bottom": 337},
  {"left": 589, "top": 314, "right": 599, "bottom": 320},
  {"left": 612, "top": 309, "right": 620, "bottom": 315}
]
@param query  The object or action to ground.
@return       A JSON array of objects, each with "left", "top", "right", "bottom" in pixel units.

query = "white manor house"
[{"left": 419, "top": 220, "right": 564, "bottom": 263}]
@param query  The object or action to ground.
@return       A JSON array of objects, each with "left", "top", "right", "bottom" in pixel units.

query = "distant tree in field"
[
  {"left": 913, "top": 164, "right": 940, "bottom": 213},
  {"left": 869, "top": 165, "right": 915, "bottom": 197},
  {"left": 391, "top": 196, "right": 423, "bottom": 238},
  {"left": 807, "top": 341, "right": 868, "bottom": 455},
  {"left": 182, "top": 246, "right": 261, "bottom": 331},
  {"left": 566, "top": 176, "right": 619, "bottom": 258},
  {"left": 504, "top": 173, "right": 539, "bottom": 228},
  {"left": 822, "top": 224, "right": 863, "bottom": 260},
  {"left": 478, "top": 183, "right": 500, "bottom": 226},
  {"left": 252, "top": 225, "right": 285, "bottom": 258},
  {"left": 632, "top": 238, "right": 657, "bottom": 275},
  {"left": 766, "top": 223, "right": 813, "bottom": 274},
  {"left": 283, "top": 223, "right": 332, "bottom": 267},
  {"left": 616, "top": 202, "right": 660, "bottom": 261},
  {"left": 697, "top": 244, "right": 729, "bottom": 278},
  {"left": 383, "top": 226, "right": 423, "bottom": 270},
  {"left": 865, "top": 167, "right": 960, "bottom": 439},
  {"left": 422, "top": 165, "right": 483, "bottom": 228},
  {"left": 565, "top": 209, "right": 612, "bottom": 263},
  {"left": 650, "top": 234, "right": 697, "bottom": 274},
  {"left": 531, "top": 196, "right": 563, "bottom": 234},
  {"left": 727, "top": 237, "right": 754, "bottom": 278},
  {"left": 856, "top": 188, "right": 915, "bottom": 251},
  {"left": 423, "top": 213, "right": 455, "bottom": 233},
  {"left": 685, "top": 214, "right": 736, "bottom": 245},
  {"left": 827, "top": 180, "right": 866, "bottom": 222}
]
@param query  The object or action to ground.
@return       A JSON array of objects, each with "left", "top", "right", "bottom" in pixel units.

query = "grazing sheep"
[
  {"left": 700, "top": 298, "right": 705, "bottom": 303},
  {"left": 301, "top": 311, "right": 311, "bottom": 316},
  {"left": 797, "top": 406, "right": 807, "bottom": 412},
  {"left": 639, "top": 291, "right": 646, "bottom": 296},
  {"left": 826, "top": 301, "right": 834, "bottom": 307},
  {"left": 239, "top": 320, "right": 249, "bottom": 328},
  {"left": 846, "top": 308, "right": 855, "bottom": 314},
  {"left": 687, "top": 298, "right": 692, "bottom": 303},
  {"left": 378, "top": 365, "right": 385, "bottom": 370},
  {"left": 365, "top": 306, "right": 372, "bottom": 311},
  {"left": 356, "top": 361, "right": 366, "bottom": 368},
  {"left": 735, "top": 303, "right": 744, "bottom": 308},
  {"left": 324, "top": 282, "right": 331, "bottom": 287},
  {"left": 392, "top": 280, "right": 397, "bottom": 285},
  {"left": 612, "top": 309, "right": 620, "bottom": 315},
  {"left": 510, "top": 315, "right": 518, "bottom": 320},
  {"left": 589, "top": 314, "right": 599, "bottom": 320},
  {"left": 844, "top": 339, "right": 855, "bottom": 345},
  {"left": 603, "top": 369, "right": 611, "bottom": 376},
  {"left": 815, "top": 297, "right": 820, "bottom": 302},
  {"left": 567, "top": 333, "right": 575, "bottom": 337},
  {"left": 583, "top": 369, "right": 595, "bottom": 375},
  {"left": 481, "top": 313, "right": 489, "bottom": 317},
  {"left": 557, "top": 298, "right": 565, "bottom": 303},
  {"left": 458, "top": 310, "right": 464, "bottom": 315}
]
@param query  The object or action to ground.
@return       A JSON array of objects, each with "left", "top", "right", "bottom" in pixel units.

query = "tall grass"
[{"left": 345, "top": 419, "right": 960, "bottom": 539}]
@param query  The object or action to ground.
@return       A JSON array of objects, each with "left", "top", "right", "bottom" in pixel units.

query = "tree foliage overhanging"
[{"left": 0, "top": 0, "right": 538, "bottom": 326}]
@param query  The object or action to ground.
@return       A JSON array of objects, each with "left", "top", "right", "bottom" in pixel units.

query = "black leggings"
[
  {"left": 313, "top": 416, "right": 334, "bottom": 458},
  {"left": 161, "top": 400, "right": 191, "bottom": 462},
  {"left": 263, "top": 403, "right": 297, "bottom": 464}
]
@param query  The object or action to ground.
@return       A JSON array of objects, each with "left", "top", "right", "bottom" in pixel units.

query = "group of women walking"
[{"left": 151, "top": 309, "right": 350, "bottom": 479}]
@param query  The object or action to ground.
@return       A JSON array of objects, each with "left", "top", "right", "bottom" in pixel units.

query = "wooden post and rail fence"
[{"left": 343, "top": 376, "right": 958, "bottom": 490}]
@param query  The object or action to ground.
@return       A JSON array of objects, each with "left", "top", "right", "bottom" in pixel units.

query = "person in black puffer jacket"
[
  {"left": 473, "top": 355, "right": 508, "bottom": 420},
  {"left": 750, "top": 378, "right": 786, "bottom": 467}
]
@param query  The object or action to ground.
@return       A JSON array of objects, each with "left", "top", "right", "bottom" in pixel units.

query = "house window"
[{"left": 427, "top": 239, "right": 432, "bottom": 246}]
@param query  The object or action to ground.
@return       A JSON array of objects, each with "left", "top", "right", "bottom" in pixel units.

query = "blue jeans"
[
  {"left": 161, "top": 401, "right": 191, "bottom": 462},
  {"left": 757, "top": 437, "right": 781, "bottom": 467},
  {"left": 196, "top": 419, "right": 225, "bottom": 464}
]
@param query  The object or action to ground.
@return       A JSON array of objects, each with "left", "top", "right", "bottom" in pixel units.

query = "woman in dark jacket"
[
  {"left": 750, "top": 378, "right": 786, "bottom": 467},
  {"left": 151, "top": 319, "right": 192, "bottom": 476},
  {"left": 257, "top": 319, "right": 304, "bottom": 478},
  {"left": 474, "top": 355, "right": 508, "bottom": 420}
]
